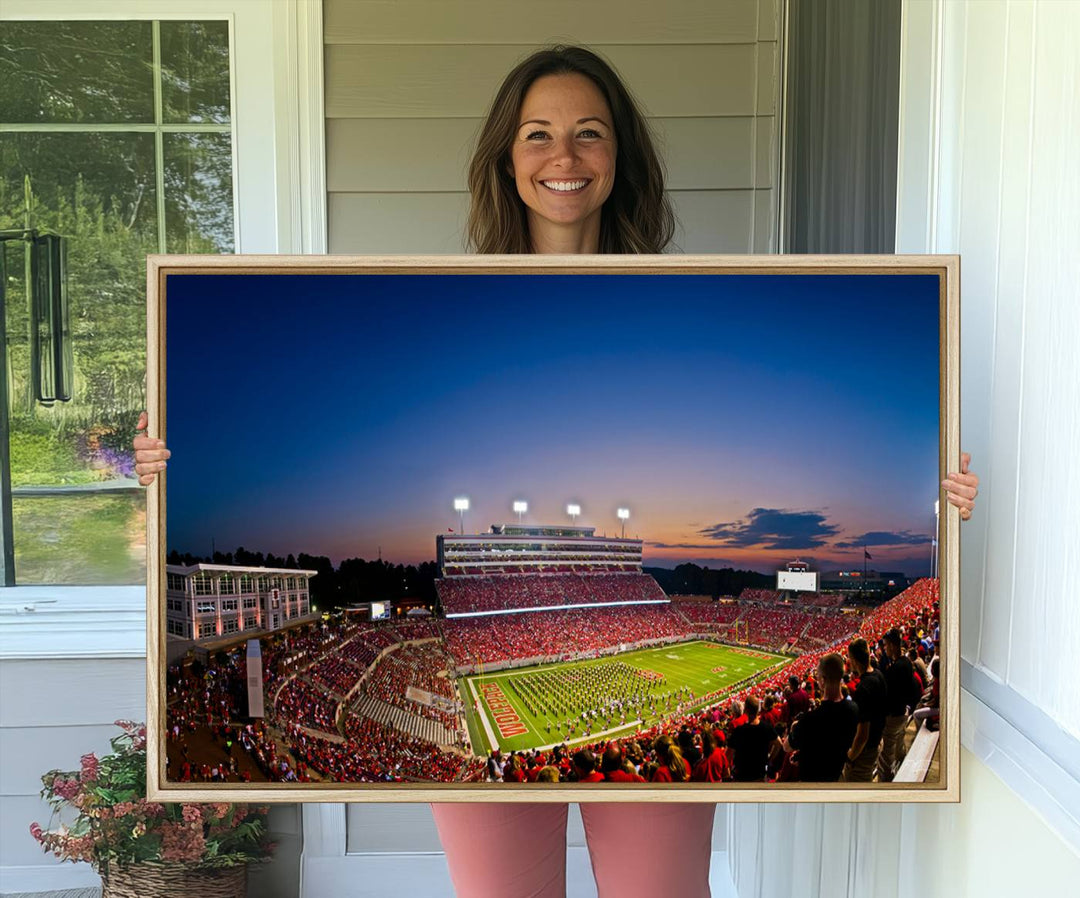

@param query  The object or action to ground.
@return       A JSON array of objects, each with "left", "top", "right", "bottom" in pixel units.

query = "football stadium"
[{"left": 164, "top": 517, "right": 942, "bottom": 786}]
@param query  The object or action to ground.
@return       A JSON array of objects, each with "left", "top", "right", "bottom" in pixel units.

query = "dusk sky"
[{"left": 166, "top": 272, "right": 941, "bottom": 577}]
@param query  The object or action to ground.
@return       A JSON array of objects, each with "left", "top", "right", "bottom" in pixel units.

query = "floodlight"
[
  {"left": 617, "top": 507, "right": 630, "bottom": 538},
  {"left": 513, "top": 501, "right": 527, "bottom": 513},
  {"left": 453, "top": 497, "right": 469, "bottom": 535},
  {"left": 566, "top": 503, "right": 581, "bottom": 527}
]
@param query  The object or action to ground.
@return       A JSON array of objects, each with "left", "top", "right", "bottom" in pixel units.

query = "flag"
[
  {"left": 448, "top": 528, "right": 454, "bottom": 533},
  {"left": 864, "top": 548, "right": 872, "bottom": 560}
]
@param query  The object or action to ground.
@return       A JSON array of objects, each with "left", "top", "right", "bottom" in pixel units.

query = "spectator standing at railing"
[
  {"left": 877, "top": 628, "right": 919, "bottom": 782},
  {"left": 843, "top": 637, "right": 888, "bottom": 782}
]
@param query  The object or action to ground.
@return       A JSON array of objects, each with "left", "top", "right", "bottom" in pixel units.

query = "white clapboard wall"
[
  {"left": 730, "top": 1, "right": 1080, "bottom": 894},
  {"left": 324, "top": 0, "right": 781, "bottom": 254}
]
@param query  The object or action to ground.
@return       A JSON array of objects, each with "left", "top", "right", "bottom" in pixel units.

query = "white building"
[
  {"left": 438, "top": 524, "right": 644, "bottom": 576},
  {"left": 165, "top": 564, "right": 317, "bottom": 642}
]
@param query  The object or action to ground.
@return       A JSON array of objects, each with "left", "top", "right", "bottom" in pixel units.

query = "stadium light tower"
[
  {"left": 513, "top": 500, "right": 527, "bottom": 524},
  {"left": 454, "top": 497, "right": 469, "bottom": 535},
  {"left": 566, "top": 503, "right": 581, "bottom": 526},
  {"left": 617, "top": 507, "right": 630, "bottom": 539}
]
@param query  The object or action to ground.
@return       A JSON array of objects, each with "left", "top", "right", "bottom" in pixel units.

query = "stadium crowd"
[
  {"left": 361, "top": 644, "right": 461, "bottom": 731},
  {"left": 165, "top": 571, "right": 940, "bottom": 786},
  {"left": 437, "top": 572, "right": 667, "bottom": 614},
  {"left": 441, "top": 604, "right": 691, "bottom": 666},
  {"left": 674, "top": 601, "right": 743, "bottom": 626}
]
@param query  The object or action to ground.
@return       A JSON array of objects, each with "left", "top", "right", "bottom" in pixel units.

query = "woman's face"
[{"left": 509, "top": 73, "right": 616, "bottom": 243}]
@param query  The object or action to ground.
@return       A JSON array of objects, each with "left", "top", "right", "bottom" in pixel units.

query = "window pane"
[
  {"left": 0, "top": 22, "right": 154, "bottom": 124},
  {"left": 160, "top": 21, "right": 232, "bottom": 124},
  {"left": 164, "top": 133, "right": 235, "bottom": 252},
  {"left": 1, "top": 131, "right": 157, "bottom": 427},
  {"left": 2, "top": 131, "right": 156, "bottom": 586},
  {"left": 12, "top": 493, "right": 145, "bottom": 585}
]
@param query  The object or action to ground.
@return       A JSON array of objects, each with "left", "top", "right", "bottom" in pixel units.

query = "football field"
[{"left": 461, "top": 640, "right": 788, "bottom": 754}]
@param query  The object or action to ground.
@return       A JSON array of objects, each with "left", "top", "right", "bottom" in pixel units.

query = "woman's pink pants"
[{"left": 431, "top": 802, "right": 716, "bottom": 898}]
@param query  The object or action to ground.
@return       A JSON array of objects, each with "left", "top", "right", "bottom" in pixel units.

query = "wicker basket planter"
[{"left": 101, "top": 862, "right": 247, "bottom": 898}]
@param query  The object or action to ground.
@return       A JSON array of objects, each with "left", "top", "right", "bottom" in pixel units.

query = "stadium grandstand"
[{"left": 165, "top": 534, "right": 942, "bottom": 787}]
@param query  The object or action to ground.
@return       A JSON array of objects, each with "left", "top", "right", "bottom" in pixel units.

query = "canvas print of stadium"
[{"left": 148, "top": 256, "right": 959, "bottom": 801}]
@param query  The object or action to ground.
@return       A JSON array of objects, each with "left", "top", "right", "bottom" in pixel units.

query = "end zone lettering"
[{"left": 481, "top": 682, "right": 528, "bottom": 738}]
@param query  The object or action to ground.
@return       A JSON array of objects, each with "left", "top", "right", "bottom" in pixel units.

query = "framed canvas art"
[{"left": 145, "top": 254, "right": 959, "bottom": 803}]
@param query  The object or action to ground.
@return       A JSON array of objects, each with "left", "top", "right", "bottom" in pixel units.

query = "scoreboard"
[{"left": 777, "top": 570, "right": 819, "bottom": 592}]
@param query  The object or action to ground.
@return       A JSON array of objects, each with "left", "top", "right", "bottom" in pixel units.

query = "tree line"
[{"left": 644, "top": 563, "right": 772, "bottom": 598}]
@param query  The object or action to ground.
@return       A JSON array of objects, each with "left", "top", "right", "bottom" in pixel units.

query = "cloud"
[
  {"left": 697, "top": 508, "right": 840, "bottom": 550},
  {"left": 834, "top": 530, "right": 932, "bottom": 549}
]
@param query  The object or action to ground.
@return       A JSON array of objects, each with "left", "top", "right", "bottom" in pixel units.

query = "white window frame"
[{"left": 0, "top": 0, "right": 324, "bottom": 663}]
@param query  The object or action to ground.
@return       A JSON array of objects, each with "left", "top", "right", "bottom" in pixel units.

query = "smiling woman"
[
  {"left": 509, "top": 73, "right": 617, "bottom": 252},
  {"left": 466, "top": 45, "right": 673, "bottom": 255}
]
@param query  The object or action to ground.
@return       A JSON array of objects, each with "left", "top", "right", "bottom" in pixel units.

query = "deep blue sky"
[{"left": 166, "top": 272, "right": 940, "bottom": 576}]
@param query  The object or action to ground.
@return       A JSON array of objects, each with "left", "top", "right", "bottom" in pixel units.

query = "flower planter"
[{"left": 101, "top": 862, "right": 247, "bottom": 898}]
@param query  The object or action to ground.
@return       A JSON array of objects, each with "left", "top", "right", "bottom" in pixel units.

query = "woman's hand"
[
  {"left": 133, "top": 411, "right": 170, "bottom": 486},
  {"left": 942, "top": 452, "right": 979, "bottom": 521}
]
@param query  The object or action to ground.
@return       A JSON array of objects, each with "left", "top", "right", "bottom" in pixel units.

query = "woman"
[
  {"left": 692, "top": 726, "right": 731, "bottom": 783},
  {"left": 136, "top": 44, "right": 979, "bottom": 898},
  {"left": 650, "top": 734, "right": 691, "bottom": 782}
]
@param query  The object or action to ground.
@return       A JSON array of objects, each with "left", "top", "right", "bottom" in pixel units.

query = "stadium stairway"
[{"left": 352, "top": 693, "right": 457, "bottom": 746}]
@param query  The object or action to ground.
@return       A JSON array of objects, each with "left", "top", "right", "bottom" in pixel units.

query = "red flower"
[
  {"left": 80, "top": 753, "right": 100, "bottom": 782},
  {"left": 29, "top": 822, "right": 43, "bottom": 842},
  {"left": 52, "top": 777, "right": 80, "bottom": 801},
  {"left": 160, "top": 821, "right": 206, "bottom": 863}
]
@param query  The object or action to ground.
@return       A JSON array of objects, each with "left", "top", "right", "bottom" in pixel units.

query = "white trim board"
[
  {"left": 960, "top": 686, "right": 1080, "bottom": 855},
  {"left": 0, "top": 587, "right": 145, "bottom": 660}
]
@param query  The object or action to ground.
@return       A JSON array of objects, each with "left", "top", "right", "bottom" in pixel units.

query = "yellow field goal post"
[{"left": 729, "top": 620, "right": 748, "bottom": 645}]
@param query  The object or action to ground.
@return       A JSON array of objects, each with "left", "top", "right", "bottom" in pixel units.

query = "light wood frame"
[{"left": 146, "top": 253, "right": 960, "bottom": 803}]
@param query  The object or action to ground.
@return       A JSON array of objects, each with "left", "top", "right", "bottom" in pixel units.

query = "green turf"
[{"left": 462, "top": 640, "right": 788, "bottom": 753}]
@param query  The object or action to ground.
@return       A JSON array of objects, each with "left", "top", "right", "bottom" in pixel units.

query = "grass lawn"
[
  {"left": 462, "top": 640, "right": 788, "bottom": 754},
  {"left": 12, "top": 493, "right": 146, "bottom": 584}
]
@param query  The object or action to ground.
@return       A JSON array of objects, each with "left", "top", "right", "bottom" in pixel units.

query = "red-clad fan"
[
  {"left": 650, "top": 735, "right": 691, "bottom": 782},
  {"left": 691, "top": 727, "right": 730, "bottom": 782},
  {"left": 572, "top": 749, "right": 606, "bottom": 783},
  {"left": 601, "top": 745, "right": 646, "bottom": 783}
]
